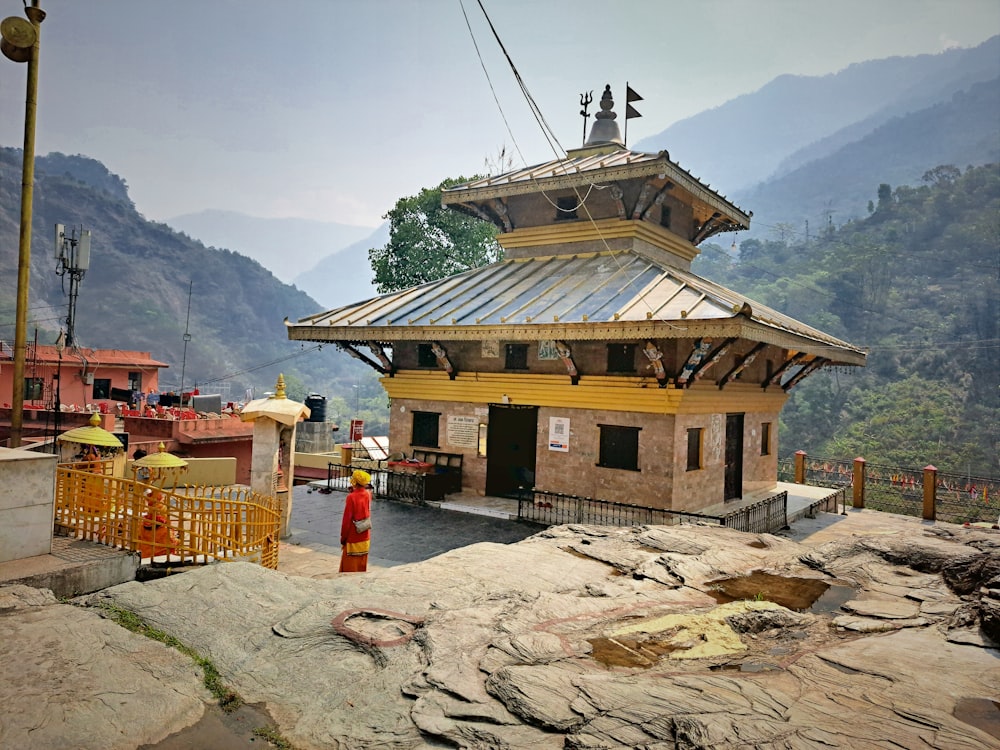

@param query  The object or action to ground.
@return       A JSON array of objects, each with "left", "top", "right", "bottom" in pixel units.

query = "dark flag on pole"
[
  {"left": 624, "top": 83, "right": 642, "bottom": 146},
  {"left": 625, "top": 85, "right": 643, "bottom": 119}
]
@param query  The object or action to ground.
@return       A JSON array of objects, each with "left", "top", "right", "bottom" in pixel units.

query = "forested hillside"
[
  {"left": 0, "top": 148, "right": 387, "bottom": 431},
  {"left": 695, "top": 164, "right": 999, "bottom": 476}
]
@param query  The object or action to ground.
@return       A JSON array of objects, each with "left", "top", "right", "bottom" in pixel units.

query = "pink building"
[{"left": 1, "top": 341, "right": 168, "bottom": 414}]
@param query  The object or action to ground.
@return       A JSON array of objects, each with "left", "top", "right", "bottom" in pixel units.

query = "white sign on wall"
[
  {"left": 548, "top": 416, "right": 570, "bottom": 452},
  {"left": 447, "top": 415, "right": 480, "bottom": 448}
]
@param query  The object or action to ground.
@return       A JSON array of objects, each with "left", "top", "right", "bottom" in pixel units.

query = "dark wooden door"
[
  {"left": 485, "top": 405, "right": 538, "bottom": 498},
  {"left": 724, "top": 413, "right": 744, "bottom": 501}
]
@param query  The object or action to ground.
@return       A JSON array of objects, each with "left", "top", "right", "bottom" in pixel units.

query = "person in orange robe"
[
  {"left": 137, "top": 490, "right": 179, "bottom": 559},
  {"left": 340, "top": 470, "right": 372, "bottom": 573}
]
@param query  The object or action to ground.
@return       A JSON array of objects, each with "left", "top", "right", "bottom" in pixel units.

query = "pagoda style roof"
[
  {"left": 285, "top": 250, "right": 865, "bottom": 366},
  {"left": 442, "top": 144, "right": 750, "bottom": 236}
]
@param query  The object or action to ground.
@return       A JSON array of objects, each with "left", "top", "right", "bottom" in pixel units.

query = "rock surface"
[{"left": 3, "top": 512, "right": 1000, "bottom": 749}]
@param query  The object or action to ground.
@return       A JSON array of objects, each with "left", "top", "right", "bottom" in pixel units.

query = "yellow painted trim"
[
  {"left": 498, "top": 219, "right": 698, "bottom": 262},
  {"left": 382, "top": 370, "right": 787, "bottom": 415}
]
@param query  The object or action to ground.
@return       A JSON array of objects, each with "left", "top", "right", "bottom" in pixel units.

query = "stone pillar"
[
  {"left": 923, "top": 465, "right": 937, "bottom": 521},
  {"left": 852, "top": 457, "right": 866, "bottom": 509},
  {"left": 242, "top": 374, "right": 308, "bottom": 540},
  {"left": 794, "top": 450, "right": 807, "bottom": 484}
]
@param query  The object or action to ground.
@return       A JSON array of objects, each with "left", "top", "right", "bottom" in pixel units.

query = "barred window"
[
  {"left": 598, "top": 424, "right": 640, "bottom": 471},
  {"left": 505, "top": 343, "right": 528, "bottom": 370},
  {"left": 417, "top": 344, "right": 438, "bottom": 368},
  {"left": 606, "top": 343, "right": 637, "bottom": 373},
  {"left": 411, "top": 411, "right": 440, "bottom": 448}
]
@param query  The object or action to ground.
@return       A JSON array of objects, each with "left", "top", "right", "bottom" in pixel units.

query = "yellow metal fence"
[{"left": 54, "top": 466, "right": 281, "bottom": 569}]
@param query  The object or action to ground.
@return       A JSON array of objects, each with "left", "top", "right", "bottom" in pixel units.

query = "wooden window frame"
[{"left": 686, "top": 427, "right": 703, "bottom": 471}]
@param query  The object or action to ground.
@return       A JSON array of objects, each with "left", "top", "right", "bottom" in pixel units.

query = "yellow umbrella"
[
  {"left": 58, "top": 412, "right": 123, "bottom": 448},
  {"left": 132, "top": 442, "right": 188, "bottom": 487}
]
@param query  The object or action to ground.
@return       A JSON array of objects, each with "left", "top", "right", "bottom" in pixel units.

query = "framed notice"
[
  {"left": 548, "top": 416, "right": 570, "bottom": 452},
  {"left": 447, "top": 415, "right": 480, "bottom": 448}
]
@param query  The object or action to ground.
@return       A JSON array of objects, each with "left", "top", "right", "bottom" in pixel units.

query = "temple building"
[{"left": 285, "top": 85, "right": 866, "bottom": 510}]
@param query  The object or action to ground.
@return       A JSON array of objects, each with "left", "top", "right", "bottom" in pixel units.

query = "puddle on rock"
[
  {"left": 706, "top": 571, "right": 854, "bottom": 613},
  {"left": 140, "top": 702, "right": 275, "bottom": 750},
  {"left": 954, "top": 697, "right": 1000, "bottom": 740},
  {"left": 587, "top": 635, "right": 683, "bottom": 668}
]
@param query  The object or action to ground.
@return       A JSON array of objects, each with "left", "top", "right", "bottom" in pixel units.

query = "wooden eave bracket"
[
  {"left": 691, "top": 212, "right": 722, "bottom": 244},
  {"left": 642, "top": 340, "right": 669, "bottom": 388},
  {"left": 675, "top": 338, "right": 714, "bottom": 387},
  {"left": 761, "top": 352, "right": 806, "bottom": 390},
  {"left": 455, "top": 199, "right": 511, "bottom": 233},
  {"left": 554, "top": 341, "right": 580, "bottom": 385},
  {"left": 717, "top": 342, "right": 767, "bottom": 389},
  {"left": 367, "top": 341, "right": 395, "bottom": 377},
  {"left": 338, "top": 343, "right": 388, "bottom": 375},
  {"left": 688, "top": 337, "right": 737, "bottom": 387},
  {"left": 782, "top": 357, "right": 828, "bottom": 391},
  {"left": 431, "top": 341, "right": 457, "bottom": 380}
]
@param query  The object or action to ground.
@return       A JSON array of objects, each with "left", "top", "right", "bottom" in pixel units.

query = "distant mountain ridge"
[
  {"left": 0, "top": 147, "right": 369, "bottom": 401},
  {"left": 292, "top": 223, "right": 388, "bottom": 308},
  {"left": 734, "top": 76, "right": 1000, "bottom": 235},
  {"left": 634, "top": 36, "right": 1000, "bottom": 197},
  {"left": 166, "top": 210, "right": 375, "bottom": 285}
]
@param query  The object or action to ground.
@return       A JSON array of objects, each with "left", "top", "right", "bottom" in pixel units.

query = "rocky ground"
[{"left": 1, "top": 510, "right": 998, "bottom": 749}]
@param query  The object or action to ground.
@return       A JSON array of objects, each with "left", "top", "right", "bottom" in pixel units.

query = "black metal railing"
[
  {"left": 516, "top": 487, "right": 790, "bottom": 535},
  {"left": 518, "top": 488, "right": 723, "bottom": 528},
  {"left": 323, "top": 462, "right": 443, "bottom": 505},
  {"left": 718, "top": 491, "right": 787, "bottom": 533}
]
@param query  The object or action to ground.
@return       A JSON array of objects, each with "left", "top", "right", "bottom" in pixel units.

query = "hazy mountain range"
[
  {"left": 169, "top": 36, "right": 998, "bottom": 295},
  {"left": 1, "top": 36, "right": 996, "bottom": 411}
]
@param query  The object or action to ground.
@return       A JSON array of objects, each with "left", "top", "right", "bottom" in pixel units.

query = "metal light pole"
[
  {"left": 2, "top": 1, "right": 46, "bottom": 448},
  {"left": 53, "top": 329, "right": 64, "bottom": 454}
]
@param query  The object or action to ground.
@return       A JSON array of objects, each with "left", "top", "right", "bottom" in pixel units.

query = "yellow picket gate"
[{"left": 54, "top": 466, "right": 281, "bottom": 569}]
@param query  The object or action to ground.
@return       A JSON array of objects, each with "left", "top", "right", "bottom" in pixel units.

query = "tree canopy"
[{"left": 369, "top": 177, "right": 501, "bottom": 294}]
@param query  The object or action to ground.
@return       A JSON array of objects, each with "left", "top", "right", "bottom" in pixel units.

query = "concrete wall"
[
  {"left": 0, "top": 448, "right": 57, "bottom": 563},
  {"left": 126, "top": 457, "right": 237, "bottom": 488}
]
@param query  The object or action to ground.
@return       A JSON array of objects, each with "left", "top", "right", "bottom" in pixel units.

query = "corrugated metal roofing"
[{"left": 289, "top": 250, "right": 864, "bottom": 360}]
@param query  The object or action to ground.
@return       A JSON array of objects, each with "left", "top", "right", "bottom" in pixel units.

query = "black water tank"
[{"left": 304, "top": 394, "right": 327, "bottom": 422}]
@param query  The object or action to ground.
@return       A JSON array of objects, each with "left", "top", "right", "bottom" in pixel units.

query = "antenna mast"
[
  {"left": 54, "top": 224, "right": 91, "bottom": 347},
  {"left": 179, "top": 280, "right": 193, "bottom": 404}
]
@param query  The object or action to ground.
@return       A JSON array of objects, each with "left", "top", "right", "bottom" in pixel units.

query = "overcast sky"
[{"left": 1, "top": 0, "right": 997, "bottom": 228}]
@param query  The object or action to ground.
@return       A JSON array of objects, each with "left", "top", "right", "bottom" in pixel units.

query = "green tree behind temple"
[{"left": 369, "top": 177, "right": 501, "bottom": 294}]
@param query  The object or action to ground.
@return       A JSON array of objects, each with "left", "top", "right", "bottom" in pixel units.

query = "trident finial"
[{"left": 579, "top": 90, "right": 593, "bottom": 147}]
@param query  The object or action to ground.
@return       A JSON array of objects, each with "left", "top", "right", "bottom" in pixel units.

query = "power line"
[{"left": 197, "top": 344, "right": 323, "bottom": 386}]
